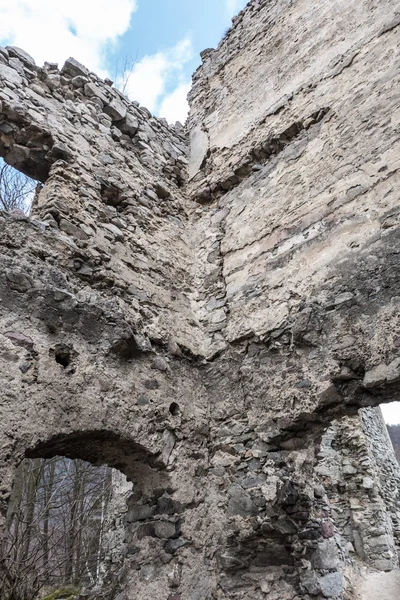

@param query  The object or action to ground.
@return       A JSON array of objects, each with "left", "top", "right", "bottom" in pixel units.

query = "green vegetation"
[{"left": 40, "top": 588, "right": 79, "bottom": 600}]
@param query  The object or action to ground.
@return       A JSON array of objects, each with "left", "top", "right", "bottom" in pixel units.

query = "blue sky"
[{"left": 0, "top": 0, "right": 247, "bottom": 122}]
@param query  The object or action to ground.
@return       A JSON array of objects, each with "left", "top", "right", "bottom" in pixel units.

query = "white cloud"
[
  {"left": 381, "top": 402, "right": 400, "bottom": 425},
  {"left": 0, "top": 1, "right": 192, "bottom": 123},
  {"left": 120, "top": 37, "right": 193, "bottom": 122},
  {"left": 159, "top": 81, "right": 191, "bottom": 124},
  {"left": 0, "top": 0, "right": 138, "bottom": 76}
]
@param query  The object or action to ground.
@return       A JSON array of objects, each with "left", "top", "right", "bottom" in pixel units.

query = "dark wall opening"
[
  {"left": 0, "top": 157, "right": 40, "bottom": 214},
  {"left": 0, "top": 455, "right": 130, "bottom": 600},
  {"left": 0, "top": 430, "right": 161, "bottom": 600}
]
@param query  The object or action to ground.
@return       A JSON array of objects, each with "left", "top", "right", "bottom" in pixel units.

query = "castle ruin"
[{"left": 1, "top": 0, "right": 400, "bottom": 598}]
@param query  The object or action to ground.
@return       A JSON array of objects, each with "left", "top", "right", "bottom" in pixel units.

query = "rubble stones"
[
  {"left": 118, "top": 112, "right": 139, "bottom": 136},
  {"left": 363, "top": 359, "right": 400, "bottom": 389},
  {"left": 154, "top": 521, "right": 177, "bottom": 539},
  {"left": 227, "top": 484, "right": 259, "bottom": 516},
  {"left": 6, "top": 46, "right": 35, "bottom": 66}
]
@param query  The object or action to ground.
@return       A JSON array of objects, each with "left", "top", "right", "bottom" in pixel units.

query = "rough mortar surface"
[{"left": 357, "top": 572, "right": 400, "bottom": 600}]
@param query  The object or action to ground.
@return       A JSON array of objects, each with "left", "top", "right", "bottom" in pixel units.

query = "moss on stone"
[{"left": 40, "top": 588, "right": 79, "bottom": 600}]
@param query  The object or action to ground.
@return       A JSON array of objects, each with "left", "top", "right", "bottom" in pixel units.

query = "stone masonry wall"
[
  {"left": 387, "top": 424, "right": 400, "bottom": 465},
  {"left": 101, "top": 471, "right": 133, "bottom": 590},
  {"left": 0, "top": 45, "right": 213, "bottom": 600},
  {"left": 317, "top": 408, "right": 400, "bottom": 572},
  {"left": 186, "top": 0, "right": 400, "bottom": 597},
  {"left": 1, "top": 0, "right": 400, "bottom": 599}
]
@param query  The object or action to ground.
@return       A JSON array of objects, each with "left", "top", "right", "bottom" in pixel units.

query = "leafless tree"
[
  {"left": 114, "top": 53, "right": 139, "bottom": 96},
  {"left": 0, "top": 160, "right": 37, "bottom": 213},
  {"left": 0, "top": 457, "right": 113, "bottom": 600}
]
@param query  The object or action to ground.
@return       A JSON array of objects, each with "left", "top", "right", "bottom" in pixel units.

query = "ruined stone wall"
[
  {"left": 387, "top": 425, "right": 400, "bottom": 465},
  {"left": 0, "top": 45, "right": 213, "bottom": 600},
  {"left": 185, "top": 0, "right": 400, "bottom": 597},
  {"left": 317, "top": 408, "right": 400, "bottom": 571},
  {"left": 101, "top": 471, "right": 132, "bottom": 588},
  {"left": 189, "top": 0, "right": 400, "bottom": 389},
  {"left": 1, "top": 0, "right": 400, "bottom": 599}
]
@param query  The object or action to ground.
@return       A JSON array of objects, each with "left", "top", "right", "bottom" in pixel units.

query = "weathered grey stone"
[
  {"left": 5, "top": 144, "right": 29, "bottom": 166},
  {"left": 102, "top": 222, "right": 124, "bottom": 241},
  {"left": 62, "top": 56, "right": 89, "bottom": 78},
  {"left": 151, "top": 356, "right": 168, "bottom": 372},
  {"left": 72, "top": 75, "right": 88, "bottom": 88},
  {"left": 161, "top": 429, "right": 176, "bottom": 465},
  {"left": 6, "top": 271, "right": 33, "bottom": 292},
  {"left": 189, "top": 125, "right": 209, "bottom": 178},
  {"left": 157, "top": 497, "right": 182, "bottom": 515},
  {"left": 46, "top": 73, "right": 61, "bottom": 90},
  {"left": 0, "top": 63, "right": 23, "bottom": 85},
  {"left": 164, "top": 538, "right": 188, "bottom": 554},
  {"left": 84, "top": 82, "right": 108, "bottom": 104},
  {"left": 312, "top": 540, "right": 340, "bottom": 570},
  {"left": 3, "top": 331, "right": 34, "bottom": 349},
  {"left": 319, "top": 573, "right": 344, "bottom": 598},
  {"left": 240, "top": 473, "right": 267, "bottom": 489},
  {"left": 126, "top": 504, "right": 155, "bottom": 522},
  {"left": 59, "top": 218, "right": 88, "bottom": 240},
  {"left": 104, "top": 99, "right": 127, "bottom": 121},
  {"left": 227, "top": 484, "right": 258, "bottom": 517},
  {"left": 154, "top": 521, "right": 176, "bottom": 539},
  {"left": 301, "top": 572, "right": 321, "bottom": 595},
  {"left": 6, "top": 46, "right": 35, "bottom": 66},
  {"left": 364, "top": 359, "right": 400, "bottom": 388},
  {"left": 9, "top": 57, "right": 25, "bottom": 76},
  {"left": 118, "top": 112, "right": 139, "bottom": 136}
]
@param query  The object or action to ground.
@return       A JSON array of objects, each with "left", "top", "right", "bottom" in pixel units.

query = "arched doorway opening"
[
  {"left": 0, "top": 430, "right": 172, "bottom": 600},
  {"left": 1, "top": 456, "right": 129, "bottom": 600}
]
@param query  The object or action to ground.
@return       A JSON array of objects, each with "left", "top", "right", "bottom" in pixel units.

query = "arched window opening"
[
  {"left": 0, "top": 157, "right": 40, "bottom": 215},
  {"left": 0, "top": 456, "right": 131, "bottom": 600}
]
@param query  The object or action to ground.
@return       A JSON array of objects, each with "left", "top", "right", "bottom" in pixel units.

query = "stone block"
[
  {"left": 312, "top": 540, "right": 340, "bottom": 570},
  {"left": 84, "top": 82, "right": 108, "bottom": 104},
  {"left": 62, "top": 56, "right": 89, "bottom": 78},
  {"left": 227, "top": 484, "right": 258, "bottom": 517},
  {"left": 126, "top": 504, "right": 155, "bottom": 522},
  {"left": 6, "top": 46, "right": 35, "bottom": 66},
  {"left": 154, "top": 520, "right": 177, "bottom": 539},
  {"left": 104, "top": 99, "right": 127, "bottom": 121},
  {"left": 319, "top": 573, "right": 344, "bottom": 598},
  {"left": 117, "top": 112, "right": 139, "bottom": 135}
]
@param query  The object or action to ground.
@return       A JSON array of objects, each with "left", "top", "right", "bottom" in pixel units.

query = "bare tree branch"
[
  {"left": 0, "top": 160, "right": 38, "bottom": 213},
  {"left": 0, "top": 456, "right": 114, "bottom": 600},
  {"left": 114, "top": 52, "right": 139, "bottom": 96}
]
